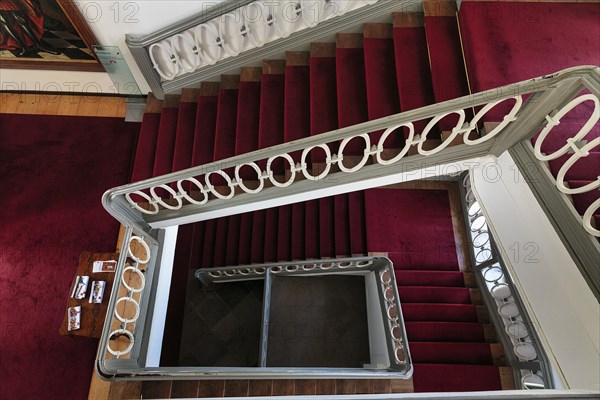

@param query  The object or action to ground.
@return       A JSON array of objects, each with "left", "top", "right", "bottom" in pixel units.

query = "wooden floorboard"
[{"left": 0, "top": 93, "right": 128, "bottom": 118}]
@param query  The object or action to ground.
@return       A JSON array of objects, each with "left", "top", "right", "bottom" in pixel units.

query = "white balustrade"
[{"left": 148, "top": 0, "right": 380, "bottom": 81}]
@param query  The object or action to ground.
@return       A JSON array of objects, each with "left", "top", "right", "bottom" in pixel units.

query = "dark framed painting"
[{"left": 0, "top": 0, "right": 104, "bottom": 71}]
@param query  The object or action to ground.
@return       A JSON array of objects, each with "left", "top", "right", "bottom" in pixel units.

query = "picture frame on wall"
[{"left": 0, "top": 0, "right": 104, "bottom": 71}]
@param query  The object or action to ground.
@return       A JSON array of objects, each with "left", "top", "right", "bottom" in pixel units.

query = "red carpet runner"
[
  {"left": 0, "top": 114, "right": 139, "bottom": 400},
  {"left": 365, "top": 188, "right": 502, "bottom": 392}
]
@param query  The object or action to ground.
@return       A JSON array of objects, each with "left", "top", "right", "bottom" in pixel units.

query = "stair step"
[
  {"left": 291, "top": 203, "right": 306, "bottom": 260},
  {"left": 402, "top": 303, "right": 479, "bottom": 322},
  {"left": 258, "top": 63, "right": 285, "bottom": 150},
  {"left": 171, "top": 100, "right": 197, "bottom": 173},
  {"left": 284, "top": 56, "right": 310, "bottom": 144},
  {"left": 213, "top": 217, "right": 229, "bottom": 267},
  {"left": 395, "top": 270, "right": 466, "bottom": 287},
  {"left": 319, "top": 197, "right": 336, "bottom": 259},
  {"left": 237, "top": 213, "right": 254, "bottom": 265},
  {"left": 235, "top": 69, "right": 261, "bottom": 158},
  {"left": 364, "top": 23, "right": 402, "bottom": 147},
  {"left": 410, "top": 342, "right": 493, "bottom": 365},
  {"left": 412, "top": 364, "right": 503, "bottom": 392},
  {"left": 405, "top": 321, "right": 486, "bottom": 342},
  {"left": 424, "top": 0, "right": 470, "bottom": 130},
  {"left": 264, "top": 208, "right": 279, "bottom": 262},
  {"left": 190, "top": 83, "right": 219, "bottom": 166},
  {"left": 310, "top": 42, "right": 338, "bottom": 161},
  {"left": 277, "top": 205, "right": 293, "bottom": 261},
  {"left": 201, "top": 219, "right": 217, "bottom": 267},
  {"left": 392, "top": 12, "right": 437, "bottom": 137},
  {"left": 336, "top": 33, "right": 368, "bottom": 155},
  {"left": 189, "top": 221, "right": 205, "bottom": 268},
  {"left": 334, "top": 194, "right": 351, "bottom": 257},
  {"left": 152, "top": 97, "right": 179, "bottom": 177},
  {"left": 398, "top": 286, "right": 472, "bottom": 304},
  {"left": 214, "top": 77, "right": 239, "bottom": 161},
  {"left": 250, "top": 210, "right": 266, "bottom": 264},
  {"left": 305, "top": 200, "right": 320, "bottom": 259},
  {"left": 348, "top": 192, "right": 367, "bottom": 255},
  {"left": 130, "top": 112, "right": 161, "bottom": 182},
  {"left": 225, "top": 215, "right": 241, "bottom": 266}
]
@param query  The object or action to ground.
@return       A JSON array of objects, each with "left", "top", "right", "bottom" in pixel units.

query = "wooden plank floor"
[{"left": 0, "top": 92, "right": 128, "bottom": 117}]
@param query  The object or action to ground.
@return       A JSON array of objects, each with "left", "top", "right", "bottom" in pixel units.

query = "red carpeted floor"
[
  {"left": 459, "top": 2, "right": 600, "bottom": 92},
  {"left": 459, "top": 1, "right": 600, "bottom": 230},
  {"left": 0, "top": 114, "right": 139, "bottom": 400}
]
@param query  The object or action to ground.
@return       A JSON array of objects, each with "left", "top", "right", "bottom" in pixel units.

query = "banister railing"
[
  {"left": 127, "top": 0, "right": 408, "bottom": 98},
  {"left": 460, "top": 173, "right": 555, "bottom": 390},
  {"left": 97, "top": 66, "right": 600, "bottom": 381},
  {"left": 103, "top": 66, "right": 599, "bottom": 234}
]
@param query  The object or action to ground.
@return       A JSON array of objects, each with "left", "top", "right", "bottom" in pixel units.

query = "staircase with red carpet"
[{"left": 124, "top": 2, "right": 518, "bottom": 397}]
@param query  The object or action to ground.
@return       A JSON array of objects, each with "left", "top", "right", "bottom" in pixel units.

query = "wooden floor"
[{"left": 0, "top": 92, "right": 128, "bottom": 117}]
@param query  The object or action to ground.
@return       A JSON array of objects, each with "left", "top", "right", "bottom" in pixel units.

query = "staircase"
[{"left": 124, "top": 2, "right": 517, "bottom": 397}]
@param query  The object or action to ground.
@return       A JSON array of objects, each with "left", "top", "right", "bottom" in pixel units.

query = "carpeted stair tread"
[
  {"left": 152, "top": 106, "right": 179, "bottom": 177},
  {"left": 365, "top": 189, "right": 459, "bottom": 269},
  {"left": 225, "top": 215, "right": 241, "bottom": 266},
  {"left": 334, "top": 194, "right": 351, "bottom": 257},
  {"left": 213, "top": 217, "right": 229, "bottom": 267},
  {"left": 363, "top": 25, "right": 402, "bottom": 146},
  {"left": 310, "top": 43, "right": 338, "bottom": 161},
  {"left": 264, "top": 208, "right": 279, "bottom": 262},
  {"left": 305, "top": 200, "right": 320, "bottom": 259},
  {"left": 189, "top": 221, "right": 205, "bottom": 268},
  {"left": 402, "top": 303, "right": 479, "bottom": 322},
  {"left": 191, "top": 90, "right": 219, "bottom": 166},
  {"left": 277, "top": 205, "right": 293, "bottom": 261},
  {"left": 410, "top": 342, "right": 493, "bottom": 365},
  {"left": 251, "top": 210, "right": 267, "bottom": 264},
  {"left": 336, "top": 34, "right": 369, "bottom": 154},
  {"left": 319, "top": 197, "right": 336, "bottom": 259},
  {"left": 423, "top": 0, "right": 469, "bottom": 104},
  {"left": 213, "top": 86, "right": 239, "bottom": 161},
  {"left": 284, "top": 63, "right": 311, "bottom": 143},
  {"left": 258, "top": 71, "right": 285, "bottom": 149},
  {"left": 405, "top": 321, "right": 485, "bottom": 342},
  {"left": 131, "top": 112, "right": 161, "bottom": 182},
  {"left": 235, "top": 80, "right": 261, "bottom": 156},
  {"left": 395, "top": 270, "right": 466, "bottom": 287},
  {"left": 412, "top": 363, "right": 502, "bottom": 392},
  {"left": 398, "top": 286, "right": 471, "bottom": 304},
  {"left": 171, "top": 102, "right": 197, "bottom": 173},
  {"left": 348, "top": 192, "right": 367, "bottom": 255},
  {"left": 237, "top": 213, "right": 254, "bottom": 265},
  {"left": 291, "top": 203, "right": 306, "bottom": 260},
  {"left": 392, "top": 12, "right": 437, "bottom": 137},
  {"left": 201, "top": 219, "right": 217, "bottom": 267}
]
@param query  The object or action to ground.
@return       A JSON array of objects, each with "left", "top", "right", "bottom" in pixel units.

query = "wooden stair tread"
[
  {"left": 364, "top": 23, "right": 393, "bottom": 39},
  {"left": 393, "top": 12, "right": 425, "bottom": 28},
  {"left": 311, "top": 42, "right": 336, "bottom": 57},
  {"left": 336, "top": 33, "right": 364, "bottom": 49}
]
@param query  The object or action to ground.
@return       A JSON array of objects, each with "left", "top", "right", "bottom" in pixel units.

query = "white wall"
[
  {"left": 0, "top": 1, "right": 226, "bottom": 94},
  {"left": 471, "top": 153, "right": 600, "bottom": 390}
]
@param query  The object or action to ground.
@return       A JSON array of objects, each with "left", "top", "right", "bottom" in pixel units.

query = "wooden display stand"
[{"left": 59, "top": 252, "right": 118, "bottom": 338}]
